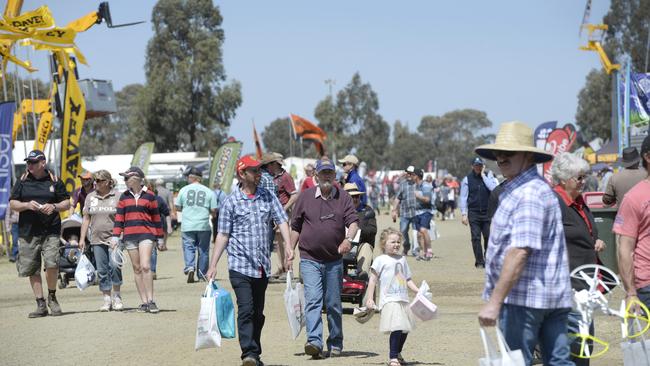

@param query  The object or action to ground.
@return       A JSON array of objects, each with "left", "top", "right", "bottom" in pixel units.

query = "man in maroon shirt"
[{"left": 290, "top": 158, "right": 359, "bottom": 359}]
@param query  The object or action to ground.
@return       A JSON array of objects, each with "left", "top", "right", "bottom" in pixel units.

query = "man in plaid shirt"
[
  {"left": 475, "top": 122, "right": 573, "bottom": 366},
  {"left": 206, "top": 155, "right": 292, "bottom": 366},
  {"left": 391, "top": 166, "right": 418, "bottom": 255}
]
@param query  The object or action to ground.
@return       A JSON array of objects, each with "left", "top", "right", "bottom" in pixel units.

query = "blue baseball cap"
[
  {"left": 472, "top": 157, "right": 484, "bottom": 166},
  {"left": 24, "top": 150, "right": 45, "bottom": 162},
  {"left": 315, "top": 159, "right": 335, "bottom": 172}
]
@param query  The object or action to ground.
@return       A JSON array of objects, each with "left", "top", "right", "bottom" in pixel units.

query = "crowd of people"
[{"left": 4, "top": 119, "right": 650, "bottom": 366}]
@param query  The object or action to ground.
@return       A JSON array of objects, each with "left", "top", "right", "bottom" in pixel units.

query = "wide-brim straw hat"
[{"left": 475, "top": 121, "right": 554, "bottom": 164}]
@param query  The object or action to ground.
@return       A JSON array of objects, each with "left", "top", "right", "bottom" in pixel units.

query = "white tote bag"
[
  {"left": 478, "top": 327, "right": 525, "bottom": 366},
  {"left": 74, "top": 254, "right": 96, "bottom": 291},
  {"left": 195, "top": 283, "right": 221, "bottom": 350},
  {"left": 622, "top": 319, "right": 650, "bottom": 366},
  {"left": 409, "top": 280, "right": 438, "bottom": 321},
  {"left": 284, "top": 271, "right": 305, "bottom": 339}
]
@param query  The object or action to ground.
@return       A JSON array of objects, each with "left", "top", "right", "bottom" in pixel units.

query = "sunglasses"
[
  {"left": 95, "top": 179, "right": 106, "bottom": 183},
  {"left": 573, "top": 175, "right": 586, "bottom": 182}
]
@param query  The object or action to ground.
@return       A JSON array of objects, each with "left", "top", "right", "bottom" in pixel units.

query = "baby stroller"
[
  {"left": 57, "top": 215, "right": 95, "bottom": 289},
  {"left": 341, "top": 231, "right": 374, "bottom": 306}
]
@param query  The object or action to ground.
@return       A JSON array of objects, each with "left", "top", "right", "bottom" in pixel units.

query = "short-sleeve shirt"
[
  {"left": 175, "top": 183, "right": 218, "bottom": 232},
  {"left": 10, "top": 171, "right": 70, "bottom": 237},
  {"left": 604, "top": 169, "right": 647, "bottom": 204},
  {"left": 483, "top": 166, "right": 572, "bottom": 309},
  {"left": 72, "top": 186, "right": 94, "bottom": 215},
  {"left": 273, "top": 170, "right": 297, "bottom": 206},
  {"left": 371, "top": 254, "right": 412, "bottom": 309},
  {"left": 83, "top": 189, "right": 119, "bottom": 245},
  {"left": 613, "top": 179, "right": 650, "bottom": 290},
  {"left": 415, "top": 182, "right": 434, "bottom": 215},
  {"left": 218, "top": 187, "right": 288, "bottom": 278},
  {"left": 156, "top": 186, "right": 175, "bottom": 212}
]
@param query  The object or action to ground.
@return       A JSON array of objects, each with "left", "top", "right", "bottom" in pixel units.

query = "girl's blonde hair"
[{"left": 378, "top": 227, "right": 403, "bottom": 253}]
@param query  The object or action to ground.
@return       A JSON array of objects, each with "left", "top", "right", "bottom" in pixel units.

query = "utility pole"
[{"left": 324, "top": 78, "right": 336, "bottom": 161}]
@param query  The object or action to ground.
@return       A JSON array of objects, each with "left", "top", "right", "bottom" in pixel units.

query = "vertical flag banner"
[
  {"left": 0, "top": 102, "right": 15, "bottom": 219},
  {"left": 58, "top": 51, "right": 86, "bottom": 197},
  {"left": 252, "top": 123, "right": 263, "bottom": 159},
  {"left": 208, "top": 142, "right": 241, "bottom": 193},
  {"left": 33, "top": 84, "right": 57, "bottom": 151},
  {"left": 130, "top": 142, "right": 155, "bottom": 175}
]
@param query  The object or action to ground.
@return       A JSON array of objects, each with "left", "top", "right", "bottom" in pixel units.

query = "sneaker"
[
  {"left": 148, "top": 301, "right": 160, "bottom": 314},
  {"left": 328, "top": 348, "right": 342, "bottom": 357},
  {"left": 137, "top": 303, "right": 149, "bottom": 313},
  {"left": 99, "top": 296, "right": 112, "bottom": 312},
  {"left": 112, "top": 295, "right": 124, "bottom": 311},
  {"left": 47, "top": 292, "right": 62, "bottom": 316},
  {"left": 241, "top": 356, "right": 257, "bottom": 366},
  {"left": 8, "top": 256, "right": 16, "bottom": 263},
  {"left": 187, "top": 270, "right": 195, "bottom": 284},
  {"left": 416, "top": 256, "right": 426, "bottom": 261},
  {"left": 304, "top": 342, "right": 324, "bottom": 359},
  {"left": 28, "top": 298, "right": 48, "bottom": 318}
]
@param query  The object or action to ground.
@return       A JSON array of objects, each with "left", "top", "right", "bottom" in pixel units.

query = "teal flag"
[
  {"left": 131, "top": 142, "right": 155, "bottom": 174},
  {"left": 209, "top": 142, "right": 242, "bottom": 193}
]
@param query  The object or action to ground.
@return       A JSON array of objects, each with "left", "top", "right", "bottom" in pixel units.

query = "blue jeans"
[
  {"left": 92, "top": 244, "right": 123, "bottom": 292},
  {"left": 636, "top": 284, "right": 650, "bottom": 310},
  {"left": 10, "top": 223, "right": 19, "bottom": 258},
  {"left": 499, "top": 304, "right": 573, "bottom": 366},
  {"left": 399, "top": 216, "right": 417, "bottom": 254},
  {"left": 151, "top": 245, "right": 158, "bottom": 273},
  {"left": 182, "top": 231, "right": 211, "bottom": 277},
  {"left": 300, "top": 258, "right": 344, "bottom": 352},
  {"left": 567, "top": 309, "right": 593, "bottom": 366}
]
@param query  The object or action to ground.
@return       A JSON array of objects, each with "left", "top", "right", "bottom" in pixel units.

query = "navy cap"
[
  {"left": 24, "top": 150, "right": 45, "bottom": 162},
  {"left": 119, "top": 166, "right": 145, "bottom": 179},
  {"left": 472, "top": 157, "right": 484, "bottom": 166},
  {"left": 415, "top": 168, "right": 424, "bottom": 179},
  {"left": 316, "top": 159, "right": 335, "bottom": 173},
  {"left": 184, "top": 166, "right": 203, "bottom": 177}
]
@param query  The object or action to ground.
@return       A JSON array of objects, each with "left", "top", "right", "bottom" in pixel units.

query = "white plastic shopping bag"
[
  {"left": 284, "top": 270, "right": 305, "bottom": 339},
  {"left": 622, "top": 318, "right": 650, "bottom": 366},
  {"left": 409, "top": 280, "right": 437, "bottom": 321},
  {"left": 195, "top": 282, "right": 221, "bottom": 350},
  {"left": 74, "top": 254, "right": 96, "bottom": 291},
  {"left": 478, "top": 327, "right": 525, "bottom": 366}
]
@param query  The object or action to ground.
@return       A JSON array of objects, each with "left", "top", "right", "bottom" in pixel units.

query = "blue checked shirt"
[
  {"left": 397, "top": 180, "right": 417, "bottom": 219},
  {"left": 260, "top": 170, "right": 278, "bottom": 197},
  {"left": 483, "top": 166, "right": 572, "bottom": 309},
  {"left": 218, "top": 187, "right": 288, "bottom": 278}
]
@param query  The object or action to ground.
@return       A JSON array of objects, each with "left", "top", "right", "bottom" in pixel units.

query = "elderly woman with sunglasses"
[{"left": 550, "top": 152, "right": 606, "bottom": 365}]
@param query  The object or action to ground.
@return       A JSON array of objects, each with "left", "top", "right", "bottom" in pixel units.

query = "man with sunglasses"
[
  {"left": 206, "top": 155, "right": 291, "bottom": 366},
  {"left": 290, "top": 158, "right": 359, "bottom": 359},
  {"left": 69, "top": 171, "right": 94, "bottom": 216},
  {"left": 10, "top": 150, "right": 70, "bottom": 318}
]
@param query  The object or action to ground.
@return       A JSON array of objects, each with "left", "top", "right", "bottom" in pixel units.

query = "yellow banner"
[
  {"left": 30, "top": 27, "right": 76, "bottom": 48},
  {"left": 7, "top": 6, "right": 54, "bottom": 30},
  {"left": 57, "top": 51, "right": 86, "bottom": 196},
  {"left": 12, "top": 111, "right": 23, "bottom": 143},
  {"left": 20, "top": 99, "right": 48, "bottom": 114},
  {"left": 33, "top": 111, "right": 52, "bottom": 151},
  {"left": 0, "top": 19, "right": 32, "bottom": 40},
  {"left": 0, "top": 45, "right": 35, "bottom": 72},
  {"left": 3, "top": 0, "right": 24, "bottom": 19}
]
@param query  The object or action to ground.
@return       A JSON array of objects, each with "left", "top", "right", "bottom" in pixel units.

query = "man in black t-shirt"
[{"left": 10, "top": 150, "right": 70, "bottom": 318}]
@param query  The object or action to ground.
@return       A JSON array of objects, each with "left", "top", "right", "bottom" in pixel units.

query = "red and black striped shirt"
[{"left": 113, "top": 187, "right": 163, "bottom": 243}]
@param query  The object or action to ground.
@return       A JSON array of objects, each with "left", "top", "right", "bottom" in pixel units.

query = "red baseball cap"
[{"left": 237, "top": 155, "right": 261, "bottom": 171}]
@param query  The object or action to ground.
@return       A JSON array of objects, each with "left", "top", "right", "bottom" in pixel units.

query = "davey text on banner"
[
  {"left": 131, "top": 142, "right": 155, "bottom": 175},
  {"left": 209, "top": 142, "right": 241, "bottom": 194}
]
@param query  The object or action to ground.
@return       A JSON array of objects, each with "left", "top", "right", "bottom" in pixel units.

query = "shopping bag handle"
[
  {"left": 480, "top": 327, "right": 517, "bottom": 363},
  {"left": 286, "top": 270, "right": 293, "bottom": 289},
  {"left": 203, "top": 280, "right": 216, "bottom": 297},
  {"left": 479, "top": 327, "right": 498, "bottom": 360}
]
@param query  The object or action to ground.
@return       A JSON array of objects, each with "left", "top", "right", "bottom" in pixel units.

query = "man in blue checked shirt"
[
  {"left": 206, "top": 154, "right": 292, "bottom": 366},
  {"left": 475, "top": 122, "right": 573, "bottom": 366}
]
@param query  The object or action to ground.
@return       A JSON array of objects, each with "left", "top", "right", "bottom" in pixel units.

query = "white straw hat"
[{"left": 475, "top": 121, "right": 554, "bottom": 164}]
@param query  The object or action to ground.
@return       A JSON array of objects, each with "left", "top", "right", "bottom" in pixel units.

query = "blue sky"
[{"left": 19, "top": 0, "right": 609, "bottom": 154}]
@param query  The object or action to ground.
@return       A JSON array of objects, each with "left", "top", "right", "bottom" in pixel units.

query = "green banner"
[
  {"left": 131, "top": 142, "right": 155, "bottom": 174},
  {"left": 209, "top": 142, "right": 242, "bottom": 193}
]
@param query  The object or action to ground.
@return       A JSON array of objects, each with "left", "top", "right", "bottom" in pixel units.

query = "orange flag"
[
  {"left": 252, "top": 123, "right": 263, "bottom": 159},
  {"left": 289, "top": 114, "right": 327, "bottom": 139}
]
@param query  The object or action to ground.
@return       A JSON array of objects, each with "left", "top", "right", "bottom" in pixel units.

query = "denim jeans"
[
  {"left": 636, "top": 284, "right": 650, "bottom": 310},
  {"left": 92, "top": 244, "right": 123, "bottom": 292},
  {"left": 151, "top": 245, "right": 158, "bottom": 273},
  {"left": 499, "top": 304, "right": 573, "bottom": 366},
  {"left": 567, "top": 309, "right": 593, "bottom": 366},
  {"left": 182, "top": 230, "right": 211, "bottom": 277},
  {"left": 10, "top": 223, "right": 19, "bottom": 258},
  {"left": 300, "top": 258, "right": 344, "bottom": 352},
  {"left": 399, "top": 216, "right": 417, "bottom": 254},
  {"left": 229, "top": 270, "right": 268, "bottom": 361}
]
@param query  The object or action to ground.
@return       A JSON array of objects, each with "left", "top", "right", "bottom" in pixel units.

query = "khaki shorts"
[
  {"left": 17, "top": 235, "right": 60, "bottom": 277},
  {"left": 124, "top": 239, "right": 154, "bottom": 251}
]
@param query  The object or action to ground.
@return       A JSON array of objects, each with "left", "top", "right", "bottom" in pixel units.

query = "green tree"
[
  {"left": 314, "top": 95, "right": 349, "bottom": 158},
  {"left": 418, "top": 109, "right": 493, "bottom": 178},
  {"left": 139, "top": 0, "right": 242, "bottom": 153},
  {"left": 575, "top": 69, "right": 612, "bottom": 141},
  {"left": 388, "top": 121, "right": 432, "bottom": 170}
]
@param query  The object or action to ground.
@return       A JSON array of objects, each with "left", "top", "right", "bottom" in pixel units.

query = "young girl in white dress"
[{"left": 366, "top": 228, "right": 420, "bottom": 366}]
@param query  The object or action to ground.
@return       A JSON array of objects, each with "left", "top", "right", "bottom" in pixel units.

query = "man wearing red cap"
[{"left": 207, "top": 155, "right": 292, "bottom": 366}]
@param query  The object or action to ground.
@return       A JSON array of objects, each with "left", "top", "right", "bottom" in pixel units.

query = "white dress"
[{"left": 371, "top": 254, "right": 416, "bottom": 333}]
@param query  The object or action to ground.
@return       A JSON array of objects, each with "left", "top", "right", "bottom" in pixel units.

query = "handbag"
[
  {"left": 283, "top": 270, "right": 305, "bottom": 339},
  {"left": 195, "top": 283, "right": 221, "bottom": 350},
  {"left": 212, "top": 280, "right": 236, "bottom": 339},
  {"left": 409, "top": 280, "right": 437, "bottom": 321},
  {"left": 478, "top": 327, "right": 525, "bottom": 366},
  {"left": 74, "top": 254, "right": 96, "bottom": 291}
]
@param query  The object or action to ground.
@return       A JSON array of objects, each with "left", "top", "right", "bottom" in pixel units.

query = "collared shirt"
[
  {"left": 83, "top": 189, "right": 119, "bottom": 245},
  {"left": 346, "top": 169, "right": 367, "bottom": 206},
  {"left": 260, "top": 169, "right": 278, "bottom": 197},
  {"left": 483, "top": 166, "right": 572, "bottom": 309},
  {"left": 113, "top": 186, "right": 163, "bottom": 243},
  {"left": 273, "top": 169, "right": 297, "bottom": 205},
  {"left": 554, "top": 185, "right": 593, "bottom": 235},
  {"left": 396, "top": 180, "right": 417, "bottom": 218},
  {"left": 459, "top": 171, "right": 499, "bottom": 215},
  {"left": 218, "top": 187, "right": 288, "bottom": 278}
]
